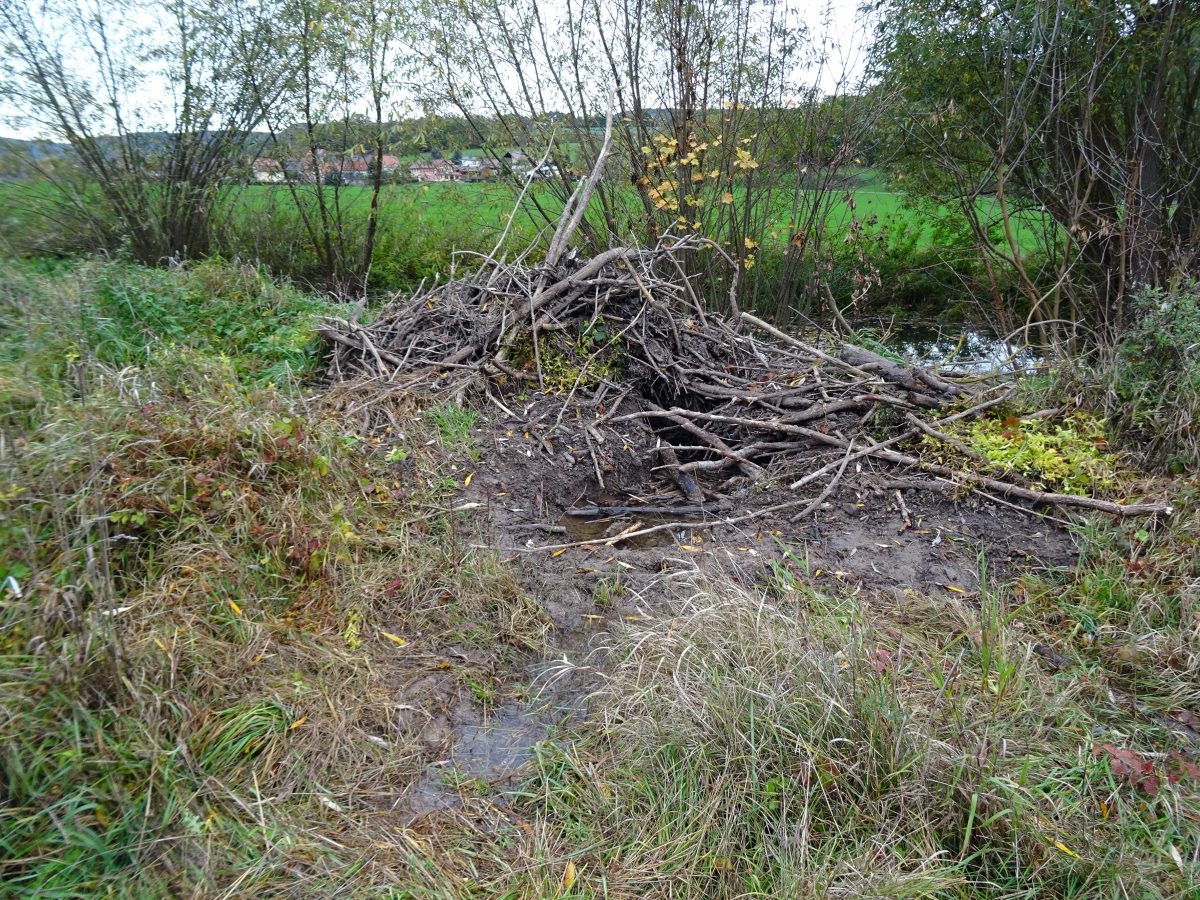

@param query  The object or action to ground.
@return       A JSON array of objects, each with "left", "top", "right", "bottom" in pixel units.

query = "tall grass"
[
  {"left": 0, "top": 259, "right": 547, "bottom": 894},
  {"left": 417, "top": 573, "right": 1199, "bottom": 897}
]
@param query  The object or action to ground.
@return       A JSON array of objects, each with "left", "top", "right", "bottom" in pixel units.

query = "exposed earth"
[{"left": 390, "top": 398, "right": 1080, "bottom": 822}]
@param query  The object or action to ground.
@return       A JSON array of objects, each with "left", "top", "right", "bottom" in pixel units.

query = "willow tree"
[
  {"left": 871, "top": 0, "right": 1200, "bottom": 340},
  {"left": 0, "top": 0, "right": 285, "bottom": 262}
]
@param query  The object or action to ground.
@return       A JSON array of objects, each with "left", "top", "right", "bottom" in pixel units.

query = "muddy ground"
[{"left": 390, "top": 401, "right": 1079, "bottom": 822}]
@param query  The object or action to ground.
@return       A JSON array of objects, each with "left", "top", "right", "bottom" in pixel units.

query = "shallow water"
[
  {"left": 559, "top": 509, "right": 692, "bottom": 548},
  {"left": 400, "top": 698, "right": 559, "bottom": 820},
  {"left": 846, "top": 317, "right": 1044, "bottom": 375},
  {"left": 890, "top": 322, "right": 1043, "bottom": 375}
]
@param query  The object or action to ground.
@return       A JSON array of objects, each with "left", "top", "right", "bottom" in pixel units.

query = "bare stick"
[
  {"left": 784, "top": 424, "right": 1174, "bottom": 517},
  {"left": 545, "top": 88, "right": 615, "bottom": 269},
  {"left": 738, "top": 311, "right": 874, "bottom": 378}
]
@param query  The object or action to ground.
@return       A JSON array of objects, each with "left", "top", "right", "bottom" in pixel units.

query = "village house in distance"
[
  {"left": 248, "top": 149, "right": 562, "bottom": 185},
  {"left": 408, "top": 152, "right": 560, "bottom": 183}
]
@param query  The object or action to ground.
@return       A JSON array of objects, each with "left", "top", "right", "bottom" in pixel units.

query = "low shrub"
[{"left": 1109, "top": 281, "right": 1200, "bottom": 470}]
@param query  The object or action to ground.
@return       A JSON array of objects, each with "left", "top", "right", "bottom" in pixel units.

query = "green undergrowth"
[
  {"left": 1036, "top": 282, "right": 1200, "bottom": 475},
  {"left": 1106, "top": 282, "right": 1200, "bottom": 471},
  {"left": 937, "top": 412, "right": 1122, "bottom": 496},
  {"left": 508, "top": 318, "right": 625, "bottom": 394},
  {"left": 0, "top": 258, "right": 546, "bottom": 895}
]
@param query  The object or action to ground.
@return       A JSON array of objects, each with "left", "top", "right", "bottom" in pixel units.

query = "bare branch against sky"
[{"left": 0, "top": 0, "right": 870, "bottom": 140}]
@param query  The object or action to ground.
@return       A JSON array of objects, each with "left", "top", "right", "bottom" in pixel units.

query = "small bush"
[{"left": 1108, "top": 281, "right": 1200, "bottom": 470}]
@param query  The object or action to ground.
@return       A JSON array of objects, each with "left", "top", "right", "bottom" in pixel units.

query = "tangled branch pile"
[{"left": 319, "top": 145, "right": 1171, "bottom": 525}]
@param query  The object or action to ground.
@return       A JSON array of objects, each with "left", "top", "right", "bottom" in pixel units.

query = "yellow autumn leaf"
[
  {"left": 721, "top": 192, "right": 734, "bottom": 204},
  {"left": 1053, "top": 840, "right": 1081, "bottom": 859},
  {"left": 464, "top": 472, "right": 474, "bottom": 488},
  {"left": 228, "top": 599, "right": 242, "bottom": 615},
  {"left": 380, "top": 631, "right": 408, "bottom": 647},
  {"left": 562, "top": 860, "right": 577, "bottom": 890},
  {"left": 289, "top": 715, "right": 308, "bottom": 730},
  {"left": 945, "top": 585, "right": 966, "bottom": 594},
  {"left": 734, "top": 147, "right": 759, "bottom": 170}
]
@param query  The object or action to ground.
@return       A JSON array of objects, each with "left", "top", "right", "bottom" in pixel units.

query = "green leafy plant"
[{"left": 942, "top": 412, "right": 1119, "bottom": 495}]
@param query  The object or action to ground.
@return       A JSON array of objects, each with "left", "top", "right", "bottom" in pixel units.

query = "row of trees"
[
  {"left": 1, "top": 0, "right": 1197, "bottom": 340},
  {"left": 0, "top": 0, "right": 881, "bottom": 307}
]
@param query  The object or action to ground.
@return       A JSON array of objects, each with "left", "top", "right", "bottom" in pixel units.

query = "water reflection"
[{"left": 857, "top": 320, "right": 1044, "bottom": 375}]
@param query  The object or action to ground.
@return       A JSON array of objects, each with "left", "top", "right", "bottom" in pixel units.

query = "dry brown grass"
[
  {"left": 383, "top": 571, "right": 1200, "bottom": 898},
  {"left": 1, "top": 339, "right": 546, "bottom": 893}
]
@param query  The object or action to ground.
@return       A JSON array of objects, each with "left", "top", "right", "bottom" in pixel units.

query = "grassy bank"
[
  {"left": 477, "top": 568, "right": 1199, "bottom": 896},
  {"left": 0, "top": 258, "right": 547, "bottom": 894},
  {"left": 2, "top": 258, "right": 1196, "bottom": 896}
]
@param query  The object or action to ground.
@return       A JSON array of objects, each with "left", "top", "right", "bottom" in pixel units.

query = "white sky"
[{"left": 0, "top": 0, "right": 872, "bottom": 142}]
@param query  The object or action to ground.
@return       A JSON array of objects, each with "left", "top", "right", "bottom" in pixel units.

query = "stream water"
[
  {"left": 888, "top": 321, "right": 1046, "bottom": 374},
  {"left": 854, "top": 318, "right": 1044, "bottom": 375}
]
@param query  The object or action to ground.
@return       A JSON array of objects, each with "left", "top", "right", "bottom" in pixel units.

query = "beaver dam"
[
  {"left": 318, "top": 202, "right": 1171, "bottom": 534},
  {"left": 310, "top": 180, "right": 1181, "bottom": 823}
]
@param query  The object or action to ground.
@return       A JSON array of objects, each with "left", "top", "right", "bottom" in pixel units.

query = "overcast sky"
[{"left": 0, "top": 0, "right": 872, "bottom": 142}]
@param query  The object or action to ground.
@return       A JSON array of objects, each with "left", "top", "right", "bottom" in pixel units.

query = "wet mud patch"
[
  {"left": 460, "top": 397, "right": 1079, "bottom": 628},
  {"left": 352, "top": 394, "right": 1089, "bottom": 823},
  {"left": 380, "top": 401, "right": 1081, "bottom": 821},
  {"left": 399, "top": 698, "right": 559, "bottom": 822}
]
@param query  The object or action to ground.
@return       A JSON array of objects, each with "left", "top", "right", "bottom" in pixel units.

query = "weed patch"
[
  {"left": 0, "top": 260, "right": 546, "bottom": 895},
  {"left": 444, "top": 576, "right": 1200, "bottom": 897},
  {"left": 937, "top": 412, "right": 1121, "bottom": 495}
]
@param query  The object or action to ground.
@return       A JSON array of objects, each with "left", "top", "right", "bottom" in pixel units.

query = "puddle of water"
[
  {"left": 560, "top": 510, "right": 695, "bottom": 548},
  {"left": 888, "top": 323, "right": 1044, "bottom": 375},
  {"left": 451, "top": 702, "right": 552, "bottom": 777},
  {"left": 400, "top": 699, "right": 565, "bottom": 821}
]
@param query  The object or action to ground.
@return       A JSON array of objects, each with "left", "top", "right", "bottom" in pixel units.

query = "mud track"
[{"left": 391, "top": 398, "right": 1078, "bottom": 823}]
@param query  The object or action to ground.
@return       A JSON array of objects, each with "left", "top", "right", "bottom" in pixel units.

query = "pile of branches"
[{"left": 319, "top": 129, "right": 1172, "bottom": 525}]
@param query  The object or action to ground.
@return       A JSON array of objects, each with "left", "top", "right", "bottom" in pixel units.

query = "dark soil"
[{"left": 391, "top": 398, "right": 1079, "bottom": 821}]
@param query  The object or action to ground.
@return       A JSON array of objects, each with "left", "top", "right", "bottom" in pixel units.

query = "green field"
[{"left": 1, "top": 173, "right": 1046, "bottom": 311}]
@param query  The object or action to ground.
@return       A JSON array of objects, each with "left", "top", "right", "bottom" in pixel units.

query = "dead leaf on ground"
[{"left": 1093, "top": 743, "right": 1160, "bottom": 795}]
